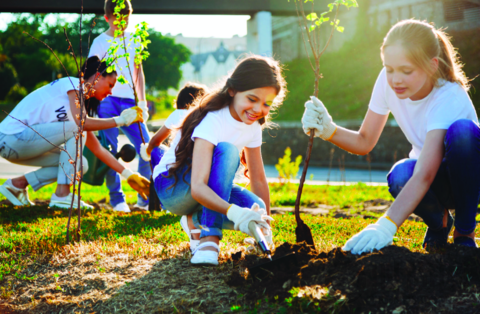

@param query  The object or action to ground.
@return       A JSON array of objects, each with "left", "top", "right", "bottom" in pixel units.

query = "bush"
[
  {"left": 275, "top": 147, "right": 302, "bottom": 184},
  {"left": 5, "top": 84, "right": 27, "bottom": 103}
]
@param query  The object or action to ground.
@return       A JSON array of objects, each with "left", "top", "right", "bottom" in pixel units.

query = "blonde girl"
[{"left": 302, "top": 19, "right": 479, "bottom": 254}]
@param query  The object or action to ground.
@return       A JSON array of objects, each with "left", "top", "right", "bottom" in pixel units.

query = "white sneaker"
[
  {"left": 113, "top": 202, "right": 131, "bottom": 213},
  {"left": 49, "top": 193, "right": 94, "bottom": 210},
  {"left": 0, "top": 179, "right": 34, "bottom": 206},
  {"left": 191, "top": 242, "right": 219, "bottom": 266},
  {"left": 132, "top": 203, "right": 148, "bottom": 212}
]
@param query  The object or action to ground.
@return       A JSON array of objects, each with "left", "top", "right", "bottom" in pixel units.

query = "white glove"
[
  {"left": 301, "top": 96, "right": 337, "bottom": 140},
  {"left": 114, "top": 107, "right": 143, "bottom": 127},
  {"left": 342, "top": 216, "right": 397, "bottom": 255},
  {"left": 138, "top": 100, "right": 149, "bottom": 122},
  {"left": 140, "top": 143, "right": 151, "bottom": 161},
  {"left": 251, "top": 204, "right": 275, "bottom": 250},
  {"left": 227, "top": 203, "right": 274, "bottom": 237}
]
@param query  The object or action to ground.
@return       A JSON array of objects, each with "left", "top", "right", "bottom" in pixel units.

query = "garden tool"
[
  {"left": 115, "top": 144, "right": 136, "bottom": 162},
  {"left": 294, "top": 132, "right": 315, "bottom": 246},
  {"left": 247, "top": 221, "right": 298, "bottom": 278}
]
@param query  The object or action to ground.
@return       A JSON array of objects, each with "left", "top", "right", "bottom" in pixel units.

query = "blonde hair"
[{"left": 381, "top": 19, "right": 469, "bottom": 90}]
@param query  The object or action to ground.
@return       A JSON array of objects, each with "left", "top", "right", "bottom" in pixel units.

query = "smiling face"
[
  {"left": 228, "top": 86, "right": 278, "bottom": 125},
  {"left": 383, "top": 44, "right": 437, "bottom": 101},
  {"left": 91, "top": 74, "right": 117, "bottom": 101}
]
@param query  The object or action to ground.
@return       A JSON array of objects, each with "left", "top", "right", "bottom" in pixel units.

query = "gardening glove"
[
  {"left": 114, "top": 107, "right": 144, "bottom": 127},
  {"left": 301, "top": 96, "right": 337, "bottom": 141},
  {"left": 251, "top": 204, "right": 275, "bottom": 250},
  {"left": 121, "top": 169, "right": 150, "bottom": 199},
  {"left": 137, "top": 100, "right": 149, "bottom": 122},
  {"left": 227, "top": 203, "right": 274, "bottom": 238},
  {"left": 140, "top": 143, "right": 151, "bottom": 161},
  {"left": 342, "top": 216, "right": 397, "bottom": 255}
]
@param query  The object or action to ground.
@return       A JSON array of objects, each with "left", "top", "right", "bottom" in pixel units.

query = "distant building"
[
  {"left": 272, "top": 0, "right": 480, "bottom": 62},
  {"left": 166, "top": 35, "right": 247, "bottom": 92}
]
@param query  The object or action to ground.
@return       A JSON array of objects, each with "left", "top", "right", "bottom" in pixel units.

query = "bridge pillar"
[{"left": 247, "top": 11, "right": 272, "bottom": 56}]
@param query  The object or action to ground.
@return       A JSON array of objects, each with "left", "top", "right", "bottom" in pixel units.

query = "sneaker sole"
[{"left": 0, "top": 185, "right": 24, "bottom": 206}]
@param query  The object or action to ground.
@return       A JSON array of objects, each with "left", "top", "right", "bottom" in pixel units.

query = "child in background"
[
  {"left": 301, "top": 19, "right": 479, "bottom": 254},
  {"left": 154, "top": 56, "right": 287, "bottom": 266},
  {"left": 88, "top": 0, "right": 159, "bottom": 212},
  {"left": 140, "top": 82, "right": 208, "bottom": 167}
]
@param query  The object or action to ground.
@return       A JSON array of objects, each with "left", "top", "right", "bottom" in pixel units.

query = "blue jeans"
[
  {"left": 98, "top": 96, "right": 162, "bottom": 206},
  {"left": 387, "top": 119, "right": 480, "bottom": 235},
  {"left": 154, "top": 142, "right": 265, "bottom": 240}
]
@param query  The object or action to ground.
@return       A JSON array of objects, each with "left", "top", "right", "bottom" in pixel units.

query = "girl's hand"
[
  {"left": 342, "top": 216, "right": 397, "bottom": 255},
  {"left": 302, "top": 96, "right": 337, "bottom": 141},
  {"left": 227, "top": 203, "right": 274, "bottom": 237},
  {"left": 114, "top": 107, "right": 144, "bottom": 127},
  {"left": 140, "top": 143, "right": 151, "bottom": 161}
]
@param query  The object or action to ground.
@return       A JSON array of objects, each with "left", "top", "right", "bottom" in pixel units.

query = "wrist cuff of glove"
[
  {"left": 226, "top": 204, "right": 241, "bottom": 222},
  {"left": 113, "top": 116, "right": 124, "bottom": 127},
  {"left": 138, "top": 100, "right": 148, "bottom": 110},
  {"left": 121, "top": 168, "right": 134, "bottom": 180},
  {"left": 378, "top": 216, "right": 397, "bottom": 235},
  {"left": 322, "top": 123, "right": 337, "bottom": 141}
]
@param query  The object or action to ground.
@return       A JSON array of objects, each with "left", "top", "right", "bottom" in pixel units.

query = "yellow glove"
[
  {"left": 121, "top": 169, "right": 150, "bottom": 199},
  {"left": 132, "top": 106, "right": 144, "bottom": 124}
]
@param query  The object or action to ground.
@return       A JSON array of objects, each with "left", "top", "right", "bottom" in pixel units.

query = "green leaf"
[
  {"left": 309, "top": 25, "right": 316, "bottom": 32},
  {"left": 336, "top": 26, "right": 344, "bottom": 33},
  {"left": 306, "top": 13, "right": 318, "bottom": 21}
]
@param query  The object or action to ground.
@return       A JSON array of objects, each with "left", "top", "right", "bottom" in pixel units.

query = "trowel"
[{"left": 247, "top": 221, "right": 298, "bottom": 279}]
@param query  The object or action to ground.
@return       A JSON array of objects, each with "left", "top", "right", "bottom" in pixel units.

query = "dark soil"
[{"left": 228, "top": 243, "right": 480, "bottom": 313}]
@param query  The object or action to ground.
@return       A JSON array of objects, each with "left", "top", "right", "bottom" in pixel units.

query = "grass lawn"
[{"left": 0, "top": 179, "right": 429, "bottom": 313}]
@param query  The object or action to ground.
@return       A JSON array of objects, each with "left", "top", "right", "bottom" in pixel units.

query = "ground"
[{"left": 0, "top": 180, "right": 478, "bottom": 313}]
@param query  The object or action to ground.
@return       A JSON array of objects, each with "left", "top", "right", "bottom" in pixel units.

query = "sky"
[{"left": 0, "top": 13, "right": 250, "bottom": 38}]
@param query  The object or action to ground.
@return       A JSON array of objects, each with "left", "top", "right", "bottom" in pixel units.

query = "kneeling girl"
[{"left": 154, "top": 56, "right": 286, "bottom": 265}]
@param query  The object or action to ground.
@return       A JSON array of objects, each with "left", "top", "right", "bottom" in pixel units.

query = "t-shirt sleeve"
[
  {"left": 61, "top": 78, "right": 78, "bottom": 95},
  {"left": 88, "top": 36, "right": 106, "bottom": 59},
  {"left": 191, "top": 113, "right": 221, "bottom": 146},
  {"left": 164, "top": 110, "right": 180, "bottom": 129},
  {"left": 246, "top": 123, "right": 262, "bottom": 148},
  {"left": 368, "top": 68, "right": 390, "bottom": 115}
]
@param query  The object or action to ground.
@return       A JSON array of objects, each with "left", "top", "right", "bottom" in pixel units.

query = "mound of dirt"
[{"left": 228, "top": 243, "right": 480, "bottom": 313}]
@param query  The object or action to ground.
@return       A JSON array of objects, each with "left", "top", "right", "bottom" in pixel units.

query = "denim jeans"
[
  {"left": 0, "top": 121, "right": 87, "bottom": 191},
  {"left": 154, "top": 142, "right": 265, "bottom": 240},
  {"left": 98, "top": 96, "right": 162, "bottom": 206},
  {"left": 387, "top": 119, "right": 480, "bottom": 235}
]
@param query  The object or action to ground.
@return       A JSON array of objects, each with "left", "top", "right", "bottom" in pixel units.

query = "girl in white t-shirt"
[
  {"left": 154, "top": 56, "right": 286, "bottom": 266},
  {"left": 139, "top": 82, "right": 208, "bottom": 167},
  {"left": 302, "top": 19, "right": 479, "bottom": 254},
  {"left": 0, "top": 56, "right": 149, "bottom": 210}
]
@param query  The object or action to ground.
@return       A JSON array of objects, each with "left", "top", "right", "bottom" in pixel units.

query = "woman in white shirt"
[
  {"left": 0, "top": 56, "right": 149, "bottom": 209},
  {"left": 154, "top": 56, "right": 286, "bottom": 266},
  {"left": 303, "top": 19, "right": 479, "bottom": 253}
]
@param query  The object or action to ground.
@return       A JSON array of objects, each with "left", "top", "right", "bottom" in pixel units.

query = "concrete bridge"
[{"left": 0, "top": 0, "right": 328, "bottom": 56}]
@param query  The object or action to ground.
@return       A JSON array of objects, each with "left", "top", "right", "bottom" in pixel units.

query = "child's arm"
[
  {"left": 343, "top": 129, "right": 446, "bottom": 254},
  {"left": 147, "top": 126, "right": 171, "bottom": 155},
  {"left": 303, "top": 97, "right": 388, "bottom": 155},
  {"left": 134, "top": 63, "right": 146, "bottom": 101},
  {"left": 244, "top": 146, "right": 270, "bottom": 215}
]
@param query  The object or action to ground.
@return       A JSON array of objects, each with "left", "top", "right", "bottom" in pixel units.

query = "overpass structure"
[{"left": 0, "top": 0, "right": 328, "bottom": 56}]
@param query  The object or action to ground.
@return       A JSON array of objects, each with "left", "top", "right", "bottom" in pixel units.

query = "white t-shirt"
[
  {"left": 88, "top": 32, "right": 140, "bottom": 99},
  {"left": 153, "top": 106, "right": 263, "bottom": 179},
  {"left": 164, "top": 109, "right": 189, "bottom": 130},
  {"left": 369, "top": 68, "right": 478, "bottom": 159},
  {"left": 0, "top": 77, "right": 79, "bottom": 135}
]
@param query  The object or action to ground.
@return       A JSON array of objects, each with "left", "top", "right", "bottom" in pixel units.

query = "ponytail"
[{"left": 436, "top": 29, "right": 469, "bottom": 90}]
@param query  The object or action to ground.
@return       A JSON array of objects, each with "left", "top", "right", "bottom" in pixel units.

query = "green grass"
[{"left": 0, "top": 179, "right": 392, "bottom": 208}]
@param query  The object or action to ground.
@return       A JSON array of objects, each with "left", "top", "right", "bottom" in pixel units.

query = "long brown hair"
[
  {"left": 166, "top": 55, "right": 286, "bottom": 187},
  {"left": 381, "top": 19, "right": 470, "bottom": 90}
]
